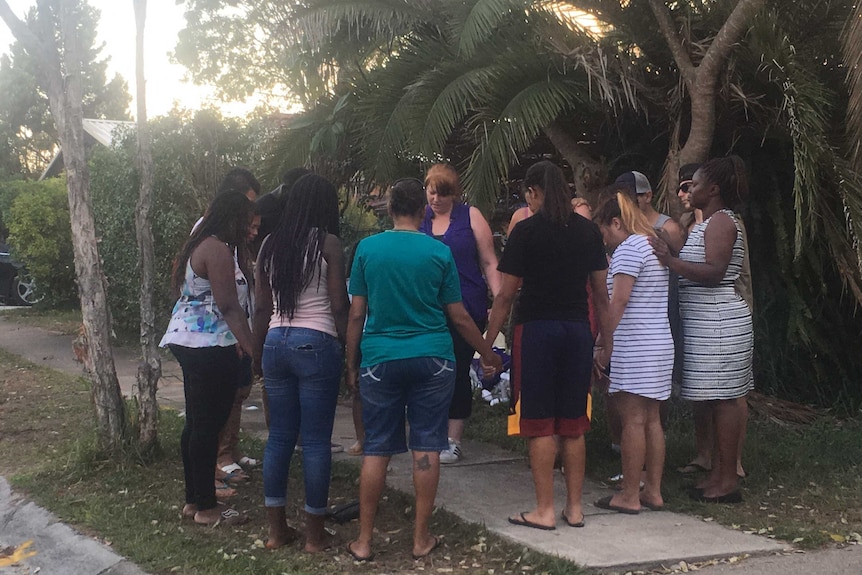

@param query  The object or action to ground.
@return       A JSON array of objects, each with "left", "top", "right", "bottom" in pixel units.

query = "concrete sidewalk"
[{"left": 1, "top": 309, "right": 858, "bottom": 574}]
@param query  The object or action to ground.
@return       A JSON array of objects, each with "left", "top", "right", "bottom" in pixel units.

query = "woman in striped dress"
[
  {"left": 651, "top": 156, "right": 753, "bottom": 504},
  {"left": 593, "top": 192, "right": 673, "bottom": 514}
]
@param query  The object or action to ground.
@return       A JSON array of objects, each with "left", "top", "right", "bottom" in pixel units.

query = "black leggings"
[
  {"left": 448, "top": 317, "right": 487, "bottom": 420},
  {"left": 170, "top": 344, "right": 239, "bottom": 511}
]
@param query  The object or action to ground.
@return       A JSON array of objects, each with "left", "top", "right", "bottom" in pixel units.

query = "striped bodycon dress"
[{"left": 678, "top": 209, "right": 754, "bottom": 400}]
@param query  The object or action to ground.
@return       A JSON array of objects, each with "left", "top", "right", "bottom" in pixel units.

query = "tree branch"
[
  {"left": 647, "top": 0, "right": 696, "bottom": 86},
  {"left": 700, "top": 0, "right": 768, "bottom": 81},
  {"left": 0, "top": 0, "right": 43, "bottom": 57}
]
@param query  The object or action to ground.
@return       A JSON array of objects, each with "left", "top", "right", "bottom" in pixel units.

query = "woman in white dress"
[
  {"left": 593, "top": 192, "right": 673, "bottom": 514},
  {"left": 651, "top": 155, "right": 753, "bottom": 504}
]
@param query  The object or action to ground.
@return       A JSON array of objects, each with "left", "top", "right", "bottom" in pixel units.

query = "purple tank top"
[{"left": 420, "top": 202, "right": 488, "bottom": 324}]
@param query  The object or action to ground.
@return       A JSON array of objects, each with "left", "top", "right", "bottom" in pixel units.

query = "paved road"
[{"left": 0, "top": 309, "right": 859, "bottom": 574}]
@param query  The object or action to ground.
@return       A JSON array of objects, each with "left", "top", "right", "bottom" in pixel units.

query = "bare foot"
[
  {"left": 304, "top": 529, "right": 334, "bottom": 553},
  {"left": 266, "top": 525, "right": 300, "bottom": 549},
  {"left": 412, "top": 534, "right": 440, "bottom": 559},
  {"left": 181, "top": 503, "right": 198, "bottom": 519}
]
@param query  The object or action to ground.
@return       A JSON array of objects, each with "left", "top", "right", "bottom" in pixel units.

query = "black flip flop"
[
  {"left": 639, "top": 499, "right": 664, "bottom": 511},
  {"left": 412, "top": 535, "right": 441, "bottom": 560},
  {"left": 594, "top": 495, "right": 640, "bottom": 515},
  {"left": 508, "top": 512, "right": 556, "bottom": 530},
  {"left": 561, "top": 511, "right": 585, "bottom": 528},
  {"left": 689, "top": 490, "right": 743, "bottom": 504},
  {"left": 346, "top": 541, "right": 374, "bottom": 562}
]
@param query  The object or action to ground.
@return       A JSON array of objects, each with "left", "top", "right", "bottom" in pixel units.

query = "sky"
[{"left": 0, "top": 0, "right": 263, "bottom": 118}]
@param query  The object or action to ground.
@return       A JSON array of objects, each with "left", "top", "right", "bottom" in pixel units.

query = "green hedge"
[{"left": 1, "top": 178, "right": 77, "bottom": 306}]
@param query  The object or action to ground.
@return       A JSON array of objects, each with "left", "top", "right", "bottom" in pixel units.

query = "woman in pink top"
[{"left": 253, "top": 174, "right": 349, "bottom": 552}]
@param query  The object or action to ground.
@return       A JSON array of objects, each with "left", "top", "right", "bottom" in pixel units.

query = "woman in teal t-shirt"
[{"left": 344, "top": 178, "right": 501, "bottom": 562}]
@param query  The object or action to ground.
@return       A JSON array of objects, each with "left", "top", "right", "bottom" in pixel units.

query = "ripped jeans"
[{"left": 262, "top": 327, "right": 342, "bottom": 515}]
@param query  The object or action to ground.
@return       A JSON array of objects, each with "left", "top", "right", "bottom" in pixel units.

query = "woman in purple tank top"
[{"left": 419, "top": 164, "right": 501, "bottom": 464}]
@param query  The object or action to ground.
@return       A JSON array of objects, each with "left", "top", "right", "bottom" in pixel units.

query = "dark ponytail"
[{"left": 698, "top": 155, "right": 748, "bottom": 209}]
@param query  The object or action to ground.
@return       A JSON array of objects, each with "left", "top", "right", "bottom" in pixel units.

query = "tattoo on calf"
[{"left": 416, "top": 454, "right": 431, "bottom": 471}]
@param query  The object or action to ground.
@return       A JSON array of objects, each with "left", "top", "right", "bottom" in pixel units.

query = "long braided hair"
[
  {"left": 259, "top": 174, "right": 340, "bottom": 319},
  {"left": 171, "top": 191, "right": 254, "bottom": 295}
]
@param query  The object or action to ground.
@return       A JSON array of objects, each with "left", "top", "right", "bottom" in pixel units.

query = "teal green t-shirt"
[{"left": 349, "top": 229, "right": 462, "bottom": 367}]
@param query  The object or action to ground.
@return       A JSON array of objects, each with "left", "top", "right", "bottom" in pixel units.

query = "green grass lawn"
[{"left": 0, "top": 348, "right": 585, "bottom": 575}]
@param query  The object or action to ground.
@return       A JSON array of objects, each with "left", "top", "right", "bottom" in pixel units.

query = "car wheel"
[{"left": 11, "top": 272, "right": 38, "bottom": 305}]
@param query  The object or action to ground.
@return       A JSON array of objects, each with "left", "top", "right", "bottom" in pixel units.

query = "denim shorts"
[{"left": 359, "top": 356, "right": 455, "bottom": 456}]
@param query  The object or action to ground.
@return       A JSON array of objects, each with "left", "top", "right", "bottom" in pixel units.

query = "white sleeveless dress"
[{"left": 678, "top": 209, "right": 754, "bottom": 400}]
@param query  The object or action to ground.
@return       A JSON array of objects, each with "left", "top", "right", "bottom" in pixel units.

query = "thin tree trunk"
[
  {"left": 58, "top": 0, "right": 126, "bottom": 450},
  {"left": 1, "top": 0, "right": 126, "bottom": 451},
  {"left": 542, "top": 121, "right": 606, "bottom": 205},
  {"left": 133, "top": 0, "right": 160, "bottom": 450}
]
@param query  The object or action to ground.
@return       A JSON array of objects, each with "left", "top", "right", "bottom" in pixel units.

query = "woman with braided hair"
[
  {"left": 252, "top": 174, "right": 349, "bottom": 551},
  {"left": 651, "top": 155, "right": 753, "bottom": 504}
]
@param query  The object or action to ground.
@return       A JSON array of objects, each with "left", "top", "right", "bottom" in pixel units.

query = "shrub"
[
  {"left": 90, "top": 109, "right": 266, "bottom": 336},
  {"left": 5, "top": 178, "right": 77, "bottom": 306}
]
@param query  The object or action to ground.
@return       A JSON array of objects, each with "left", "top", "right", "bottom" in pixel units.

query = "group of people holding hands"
[{"left": 158, "top": 153, "right": 754, "bottom": 560}]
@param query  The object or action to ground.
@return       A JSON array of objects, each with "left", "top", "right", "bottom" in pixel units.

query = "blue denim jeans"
[
  {"left": 360, "top": 356, "right": 455, "bottom": 456},
  {"left": 262, "top": 327, "right": 342, "bottom": 514}
]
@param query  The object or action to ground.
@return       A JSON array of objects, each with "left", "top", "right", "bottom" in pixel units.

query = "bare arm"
[
  {"left": 607, "top": 273, "right": 635, "bottom": 334},
  {"left": 344, "top": 296, "right": 367, "bottom": 392},
  {"left": 589, "top": 268, "right": 612, "bottom": 369},
  {"left": 323, "top": 234, "right": 349, "bottom": 343},
  {"left": 651, "top": 212, "right": 736, "bottom": 286},
  {"left": 252, "top": 246, "right": 273, "bottom": 372},
  {"left": 661, "top": 218, "right": 686, "bottom": 255},
  {"left": 192, "top": 237, "right": 254, "bottom": 357},
  {"left": 470, "top": 206, "right": 502, "bottom": 296},
  {"left": 506, "top": 207, "right": 527, "bottom": 236},
  {"left": 484, "top": 273, "right": 522, "bottom": 347},
  {"left": 446, "top": 301, "right": 502, "bottom": 375}
]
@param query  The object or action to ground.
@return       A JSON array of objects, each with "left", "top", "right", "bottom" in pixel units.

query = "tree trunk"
[
  {"left": 133, "top": 0, "right": 160, "bottom": 450},
  {"left": 57, "top": 0, "right": 126, "bottom": 450},
  {"left": 649, "top": 0, "right": 768, "bottom": 189},
  {"left": 0, "top": 0, "right": 127, "bottom": 451},
  {"left": 542, "top": 121, "right": 606, "bottom": 206}
]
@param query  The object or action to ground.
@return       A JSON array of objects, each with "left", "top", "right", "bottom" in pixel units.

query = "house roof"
[{"left": 39, "top": 119, "right": 136, "bottom": 180}]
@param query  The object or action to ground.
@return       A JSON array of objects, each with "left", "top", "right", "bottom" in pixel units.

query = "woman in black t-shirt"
[{"left": 485, "top": 161, "right": 611, "bottom": 531}]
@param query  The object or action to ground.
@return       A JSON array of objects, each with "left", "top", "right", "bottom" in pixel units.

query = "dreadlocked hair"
[
  {"left": 523, "top": 161, "right": 571, "bottom": 225},
  {"left": 593, "top": 192, "right": 656, "bottom": 238},
  {"left": 259, "top": 174, "right": 340, "bottom": 319},
  {"left": 698, "top": 155, "right": 749, "bottom": 209},
  {"left": 171, "top": 191, "right": 254, "bottom": 295}
]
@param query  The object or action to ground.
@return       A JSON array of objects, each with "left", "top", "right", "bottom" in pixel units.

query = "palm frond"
[
  {"left": 842, "top": 2, "right": 862, "bottom": 171},
  {"left": 454, "top": 0, "right": 531, "bottom": 57},
  {"left": 463, "top": 75, "right": 588, "bottom": 211}
]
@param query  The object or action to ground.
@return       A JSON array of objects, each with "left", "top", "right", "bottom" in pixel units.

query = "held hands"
[
  {"left": 480, "top": 351, "right": 503, "bottom": 378},
  {"left": 592, "top": 344, "right": 612, "bottom": 393},
  {"left": 345, "top": 365, "right": 359, "bottom": 392}
]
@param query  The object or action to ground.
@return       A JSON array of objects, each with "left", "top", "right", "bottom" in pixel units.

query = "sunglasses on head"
[{"left": 678, "top": 180, "right": 693, "bottom": 193}]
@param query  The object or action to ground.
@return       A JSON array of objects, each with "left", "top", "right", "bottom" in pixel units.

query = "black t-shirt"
[{"left": 500, "top": 211, "right": 607, "bottom": 323}]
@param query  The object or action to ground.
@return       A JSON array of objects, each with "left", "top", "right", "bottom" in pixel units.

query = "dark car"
[{"left": 0, "top": 243, "right": 37, "bottom": 306}]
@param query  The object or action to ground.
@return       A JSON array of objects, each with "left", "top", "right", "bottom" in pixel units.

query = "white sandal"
[{"left": 238, "top": 456, "right": 260, "bottom": 468}]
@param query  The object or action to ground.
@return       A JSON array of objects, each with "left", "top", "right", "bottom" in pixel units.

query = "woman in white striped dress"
[
  {"left": 651, "top": 155, "right": 753, "bottom": 504},
  {"left": 593, "top": 192, "right": 673, "bottom": 514}
]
